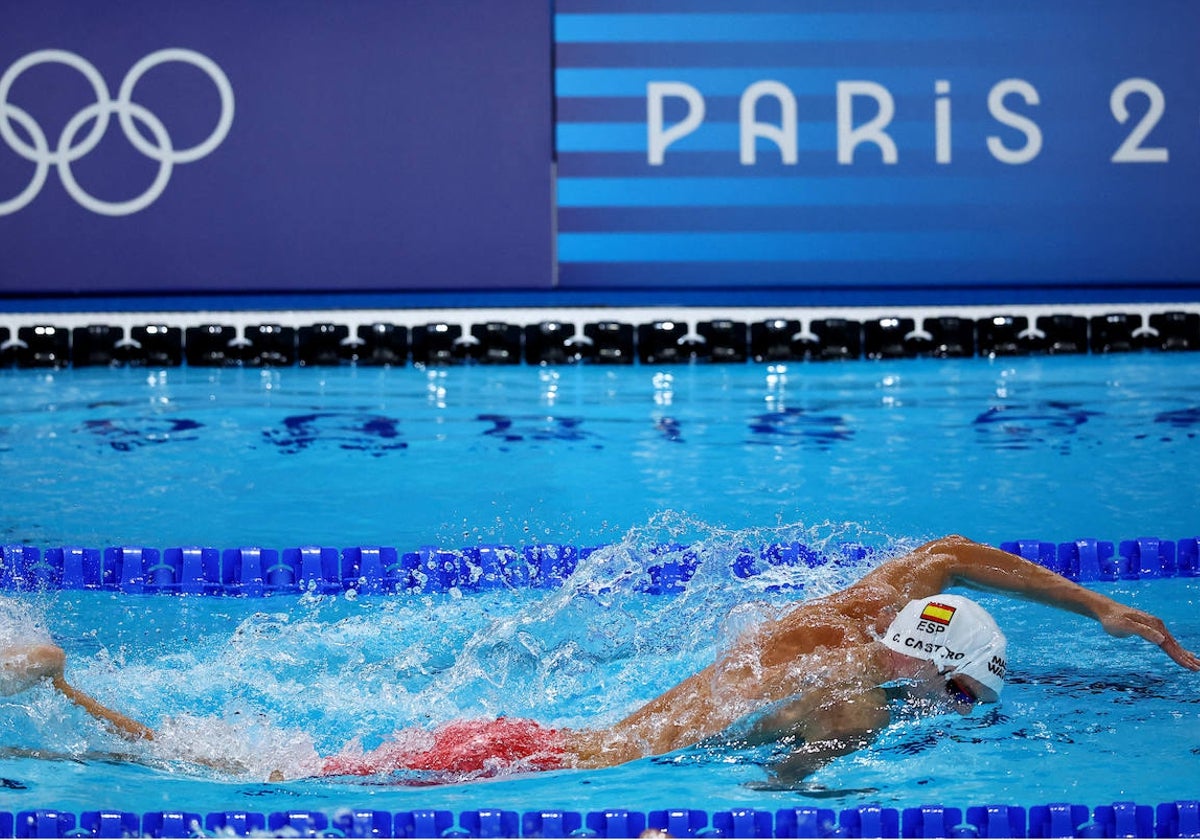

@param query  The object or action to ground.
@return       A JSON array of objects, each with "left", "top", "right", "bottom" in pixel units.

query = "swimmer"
[
  {"left": 8, "top": 537, "right": 1196, "bottom": 784},
  {"left": 321, "top": 535, "right": 1198, "bottom": 785}
]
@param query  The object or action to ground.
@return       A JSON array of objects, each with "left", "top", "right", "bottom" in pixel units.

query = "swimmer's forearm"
[
  {"left": 933, "top": 537, "right": 1200, "bottom": 670},
  {"left": 926, "top": 536, "right": 1112, "bottom": 617},
  {"left": 52, "top": 676, "right": 155, "bottom": 741},
  {"left": 767, "top": 730, "right": 879, "bottom": 786},
  {"left": 757, "top": 688, "right": 890, "bottom": 784}
]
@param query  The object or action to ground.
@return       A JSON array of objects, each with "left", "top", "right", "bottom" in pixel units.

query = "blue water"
[
  {"left": 1, "top": 354, "right": 1198, "bottom": 550},
  {"left": 0, "top": 354, "right": 1198, "bottom": 816}
]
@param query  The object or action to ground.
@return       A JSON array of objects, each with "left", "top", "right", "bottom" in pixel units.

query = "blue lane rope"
[
  {"left": 1, "top": 800, "right": 1198, "bottom": 837},
  {"left": 0, "top": 537, "right": 1196, "bottom": 596}
]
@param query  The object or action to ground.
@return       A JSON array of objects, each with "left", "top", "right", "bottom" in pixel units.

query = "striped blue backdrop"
[{"left": 554, "top": 1, "right": 1200, "bottom": 298}]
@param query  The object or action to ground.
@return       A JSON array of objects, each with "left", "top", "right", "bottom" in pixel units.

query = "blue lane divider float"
[
  {"left": 998, "top": 538, "right": 1194, "bottom": 581},
  {"left": 0, "top": 801, "right": 1197, "bottom": 837},
  {"left": 0, "top": 538, "right": 1197, "bottom": 596}
]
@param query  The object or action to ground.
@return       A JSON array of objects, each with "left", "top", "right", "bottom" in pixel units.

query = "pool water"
[
  {"left": 1, "top": 353, "right": 1198, "bottom": 550},
  {"left": 0, "top": 354, "right": 1198, "bottom": 817}
]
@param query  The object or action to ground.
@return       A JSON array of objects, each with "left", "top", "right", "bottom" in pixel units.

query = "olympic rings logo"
[{"left": 0, "top": 48, "right": 234, "bottom": 216}]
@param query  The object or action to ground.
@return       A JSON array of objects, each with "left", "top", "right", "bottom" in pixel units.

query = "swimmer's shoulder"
[
  {"left": 757, "top": 594, "right": 885, "bottom": 667},
  {"left": 793, "top": 579, "right": 906, "bottom": 626}
]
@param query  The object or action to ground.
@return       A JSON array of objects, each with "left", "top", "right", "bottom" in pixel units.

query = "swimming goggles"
[{"left": 945, "top": 677, "right": 978, "bottom": 706}]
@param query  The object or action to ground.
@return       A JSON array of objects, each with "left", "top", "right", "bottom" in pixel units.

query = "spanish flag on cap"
[{"left": 920, "top": 601, "right": 956, "bottom": 625}]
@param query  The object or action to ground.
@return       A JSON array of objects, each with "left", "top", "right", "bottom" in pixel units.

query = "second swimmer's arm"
[{"left": 52, "top": 675, "right": 156, "bottom": 742}]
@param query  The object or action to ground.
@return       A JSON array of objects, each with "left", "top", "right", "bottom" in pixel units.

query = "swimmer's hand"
[
  {"left": 179, "top": 752, "right": 252, "bottom": 777},
  {"left": 1097, "top": 605, "right": 1200, "bottom": 671}
]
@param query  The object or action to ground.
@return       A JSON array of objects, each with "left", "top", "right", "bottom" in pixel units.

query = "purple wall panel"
[{"left": 0, "top": 1, "right": 553, "bottom": 294}]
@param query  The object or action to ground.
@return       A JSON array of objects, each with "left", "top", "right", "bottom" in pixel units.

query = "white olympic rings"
[{"left": 0, "top": 48, "right": 234, "bottom": 216}]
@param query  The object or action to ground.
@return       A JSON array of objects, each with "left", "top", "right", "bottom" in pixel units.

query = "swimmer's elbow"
[
  {"left": 912, "top": 535, "right": 990, "bottom": 584},
  {"left": 921, "top": 534, "right": 976, "bottom": 554}
]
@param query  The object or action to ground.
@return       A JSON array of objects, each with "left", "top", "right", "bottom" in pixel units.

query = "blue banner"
[
  {"left": 555, "top": 1, "right": 1200, "bottom": 296},
  {"left": 0, "top": 1, "right": 552, "bottom": 294}
]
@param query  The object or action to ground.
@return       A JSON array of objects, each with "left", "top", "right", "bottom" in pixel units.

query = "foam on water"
[
  {"left": 0, "top": 595, "right": 52, "bottom": 651},
  {"left": 150, "top": 714, "right": 323, "bottom": 781}
]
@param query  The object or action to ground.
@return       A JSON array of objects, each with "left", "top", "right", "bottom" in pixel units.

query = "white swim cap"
[{"left": 879, "top": 594, "right": 1007, "bottom": 702}]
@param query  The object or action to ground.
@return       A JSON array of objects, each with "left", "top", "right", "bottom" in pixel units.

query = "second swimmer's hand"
[{"left": 1098, "top": 605, "right": 1200, "bottom": 671}]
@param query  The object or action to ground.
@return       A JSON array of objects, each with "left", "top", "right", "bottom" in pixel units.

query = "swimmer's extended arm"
[
  {"left": 869, "top": 535, "right": 1199, "bottom": 671},
  {"left": 52, "top": 675, "right": 155, "bottom": 742}
]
